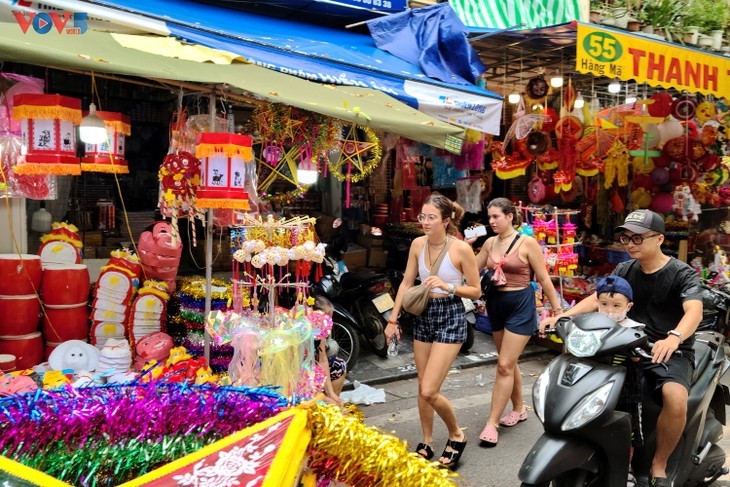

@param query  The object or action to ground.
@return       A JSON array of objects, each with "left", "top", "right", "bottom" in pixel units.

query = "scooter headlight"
[
  {"left": 561, "top": 381, "right": 615, "bottom": 431},
  {"left": 565, "top": 328, "right": 607, "bottom": 357},
  {"left": 532, "top": 361, "right": 556, "bottom": 422}
]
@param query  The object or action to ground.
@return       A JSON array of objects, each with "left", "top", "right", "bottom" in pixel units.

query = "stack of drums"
[
  {"left": 0, "top": 254, "right": 43, "bottom": 370},
  {"left": 372, "top": 203, "right": 389, "bottom": 228},
  {"left": 40, "top": 264, "right": 90, "bottom": 359}
]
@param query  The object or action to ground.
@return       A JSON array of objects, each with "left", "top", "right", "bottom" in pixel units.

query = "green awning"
[
  {"left": 0, "top": 23, "right": 464, "bottom": 149},
  {"left": 449, "top": 0, "right": 583, "bottom": 30}
]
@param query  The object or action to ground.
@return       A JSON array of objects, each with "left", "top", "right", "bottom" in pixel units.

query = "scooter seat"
[{"left": 340, "top": 271, "right": 384, "bottom": 290}]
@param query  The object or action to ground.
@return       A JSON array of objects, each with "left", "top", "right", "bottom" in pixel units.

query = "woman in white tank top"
[{"left": 385, "top": 193, "right": 481, "bottom": 468}]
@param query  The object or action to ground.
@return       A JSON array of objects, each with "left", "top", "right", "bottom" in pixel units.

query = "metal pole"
[{"left": 204, "top": 92, "right": 215, "bottom": 365}]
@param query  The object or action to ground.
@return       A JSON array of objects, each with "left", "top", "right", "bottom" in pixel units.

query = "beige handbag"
[{"left": 402, "top": 237, "right": 452, "bottom": 316}]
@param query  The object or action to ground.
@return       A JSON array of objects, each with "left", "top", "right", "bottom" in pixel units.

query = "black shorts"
[
  {"left": 413, "top": 296, "right": 466, "bottom": 344},
  {"left": 643, "top": 353, "right": 694, "bottom": 402},
  {"left": 486, "top": 286, "right": 537, "bottom": 336}
]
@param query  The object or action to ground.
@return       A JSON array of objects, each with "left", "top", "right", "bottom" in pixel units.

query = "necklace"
[
  {"left": 428, "top": 238, "right": 447, "bottom": 247},
  {"left": 498, "top": 231, "right": 517, "bottom": 241}
]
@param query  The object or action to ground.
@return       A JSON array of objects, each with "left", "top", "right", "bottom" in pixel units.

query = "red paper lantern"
[
  {"left": 12, "top": 94, "right": 81, "bottom": 175},
  {"left": 81, "top": 111, "right": 130, "bottom": 174},
  {"left": 194, "top": 133, "right": 252, "bottom": 210}
]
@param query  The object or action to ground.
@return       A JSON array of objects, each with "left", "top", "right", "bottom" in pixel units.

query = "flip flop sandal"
[
  {"left": 479, "top": 422, "right": 499, "bottom": 446},
  {"left": 439, "top": 434, "right": 467, "bottom": 469},
  {"left": 415, "top": 442, "right": 434, "bottom": 460},
  {"left": 499, "top": 407, "right": 527, "bottom": 427},
  {"left": 650, "top": 476, "right": 672, "bottom": 487}
]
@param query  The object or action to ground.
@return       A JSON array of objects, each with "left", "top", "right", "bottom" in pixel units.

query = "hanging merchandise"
[
  {"left": 647, "top": 92, "right": 674, "bottom": 118},
  {"left": 195, "top": 132, "right": 253, "bottom": 210},
  {"left": 432, "top": 152, "right": 466, "bottom": 189},
  {"left": 696, "top": 101, "right": 717, "bottom": 125},
  {"left": 603, "top": 139, "right": 630, "bottom": 188},
  {"left": 11, "top": 94, "right": 82, "bottom": 175},
  {"left": 328, "top": 124, "right": 382, "bottom": 207},
  {"left": 128, "top": 280, "right": 169, "bottom": 348},
  {"left": 80, "top": 110, "right": 131, "bottom": 174},
  {"left": 453, "top": 128, "right": 485, "bottom": 171},
  {"left": 158, "top": 150, "right": 202, "bottom": 246},
  {"left": 671, "top": 94, "right": 698, "bottom": 121},
  {"left": 456, "top": 177, "right": 482, "bottom": 213}
]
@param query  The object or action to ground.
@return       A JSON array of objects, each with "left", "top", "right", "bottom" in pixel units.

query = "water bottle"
[{"left": 387, "top": 336, "right": 399, "bottom": 357}]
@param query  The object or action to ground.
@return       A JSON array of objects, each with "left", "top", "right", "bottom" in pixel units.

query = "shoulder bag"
[
  {"left": 481, "top": 234, "right": 520, "bottom": 298},
  {"left": 402, "top": 237, "right": 453, "bottom": 316}
]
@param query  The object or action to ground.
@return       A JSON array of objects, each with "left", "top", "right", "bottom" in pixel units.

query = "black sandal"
[
  {"left": 439, "top": 433, "right": 467, "bottom": 469},
  {"left": 650, "top": 476, "right": 672, "bottom": 487},
  {"left": 415, "top": 442, "right": 434, "bottom": 460}
]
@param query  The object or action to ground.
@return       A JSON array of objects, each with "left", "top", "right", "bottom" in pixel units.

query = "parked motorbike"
[
  {"left": 519, "top": 313, "right": 730, "bottom": 487},
  {"left": 388, "top": 269, "right": 476, "bottom": 353},
  {"left": 312, "top": 255, "right": 395, "bottom": 370},
  {"left": 698, "top": 283, "right": 730, "bottom": 336}
]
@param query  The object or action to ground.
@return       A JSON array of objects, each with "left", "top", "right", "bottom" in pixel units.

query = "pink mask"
[{"left": 138, "top": 222, "right": 183, "bottom": 292}]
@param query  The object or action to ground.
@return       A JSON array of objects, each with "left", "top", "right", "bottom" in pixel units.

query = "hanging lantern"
[
  {"left": 11, "top": 94, "right": 81, "bottom": 175},
  {"left": 81, "top": 111, "right": 131, "bottom": 174},
  {"left": 194, "top": 133, "right": 252, "bottom": 210}
]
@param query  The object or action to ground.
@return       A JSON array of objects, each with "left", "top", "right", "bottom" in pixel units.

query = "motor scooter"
[
  {"left": 698, "top": 283, "right": 730, "bottom": 337},
  {"left": 518, "top": 313, "right": 730, "bottom": 487},
  {"left": 312, "top": 254, "right": 395, "bottom": 370}
]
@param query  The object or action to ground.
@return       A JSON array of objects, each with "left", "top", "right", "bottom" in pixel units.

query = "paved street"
[{"left": 348, "top": 332, "right": 730, "bottom": 486}]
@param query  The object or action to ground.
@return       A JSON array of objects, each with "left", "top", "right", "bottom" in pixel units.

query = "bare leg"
[
  {"left": 651, "top": 382, "right": 688, "bottom": 478},
  {"left": 487, "top": 330, "right": 531, "bottom": 427},
  {"left": 413, "top": 340, "right": 435, "bottom": 447},
  {"left": 413, "top": 340, "right": 464, "bottom": 463},
  {"left": 492, "top": 330, "right": 525, "bottom": 413},
  {"left": 331, "top": 375, "right": 345, "bottom": 396}
]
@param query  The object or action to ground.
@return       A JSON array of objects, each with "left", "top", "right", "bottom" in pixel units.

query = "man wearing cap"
[{"left": 541, "top": 209, "right": 703, "bottom": 486}]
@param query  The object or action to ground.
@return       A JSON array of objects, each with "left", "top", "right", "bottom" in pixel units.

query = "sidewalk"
[{"left": 346, "top": 326, "right": 555, "bottom": 386}]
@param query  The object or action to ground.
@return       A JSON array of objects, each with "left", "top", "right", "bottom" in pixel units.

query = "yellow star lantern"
[{"left": 327, "top": 124, "right": 382, "bottom": 207}]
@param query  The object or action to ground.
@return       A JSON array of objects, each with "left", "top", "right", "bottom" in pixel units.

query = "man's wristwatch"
[{"left": 667, "top": 330, "right": 684, "bottom": 342}]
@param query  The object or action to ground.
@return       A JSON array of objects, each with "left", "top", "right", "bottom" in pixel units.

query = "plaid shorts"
[
  {"left": 413, "top": 296, "right": 467, "bottom": 344},
  {"left": 328, "top": 356, "right": 347, "bottom": 380}
]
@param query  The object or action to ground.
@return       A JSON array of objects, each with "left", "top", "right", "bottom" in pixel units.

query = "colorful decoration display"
[
  {"left": 328, "top": 124, "right": 382, "bottom": 207},
  {"left": 80, "top": 110, "right": 131, "bottom": 174},
  {"left": 137, "top": 221, "right": 183, "bottom": 293},
  {"left": 11, "top": 94, "right": 81, "bottom": 175},
  {"left": 37, "top": 222, "right": 83, "bottom": 265}
]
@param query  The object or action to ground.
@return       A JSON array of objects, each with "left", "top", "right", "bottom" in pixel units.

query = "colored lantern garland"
[{"left": 195, "top": 133, "right": 253, "bottom": 210}]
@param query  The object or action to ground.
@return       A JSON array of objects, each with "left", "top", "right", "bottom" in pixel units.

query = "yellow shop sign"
[{"left": 576, "top": 22, "right": 729, "bottom": 97}]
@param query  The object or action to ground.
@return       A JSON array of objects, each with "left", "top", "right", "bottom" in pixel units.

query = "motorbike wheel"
[
  {"left": 330, "top": 320, "right": 361, "bottom": 371},
  {"left": 361, "top": 303, "right": 389, "bottom": 357},
  {"left": 460, "top": 322, "right": 475, "bottom": 353}
]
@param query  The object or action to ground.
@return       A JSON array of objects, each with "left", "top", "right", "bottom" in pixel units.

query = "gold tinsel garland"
[
  {"left": 305, "top": 402, "right": 459, "bottom": 487},
  {"left": 327, "top": 125, "right": 382, "bottom": 183},
  {"left": 260, "top": 185, "right": 309, "bottom": 206}
]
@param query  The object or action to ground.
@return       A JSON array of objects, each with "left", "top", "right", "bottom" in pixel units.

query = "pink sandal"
[
  {"left": 499, "top": 407, "right": 527, "bottom": 427},
  {"left": 479, "top": 422, "right": 499, "bottom": 446}
]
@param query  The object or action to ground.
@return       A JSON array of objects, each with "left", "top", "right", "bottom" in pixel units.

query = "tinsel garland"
[
  {"left": 306, "top": 403, "right": 459, "bottom": 487},
  {"left": 327, "top": 125, "right": 383, "bottom": 183},
  {"left": 260, "top": 184, "right": 309, "bottom": 205},
  {"left": 0, "top": 384, "right": 288, "bottom": 485}
]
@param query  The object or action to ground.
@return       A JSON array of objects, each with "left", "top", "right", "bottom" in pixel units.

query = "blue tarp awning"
[{"left": 34, "top": 0, "right": 503, "bottom": 134}]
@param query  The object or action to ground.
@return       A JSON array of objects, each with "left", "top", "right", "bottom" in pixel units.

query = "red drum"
[
  {"left": 0, "top": 295, "right": 41, "bottom": 336},
  {"left": 0, "top": 354, "right": 16, "bottom": 372},
  {"left": 0, "top": 332, "right": 43, "bottom": 370},
  {"left": 0, "top": 254, "right": 42, "bottom": 296},
  {"left": 42, "top": 303, "right": 90, "bottom": 343},
  {"left": 41, "top": 264, "right": 90, "bottom": 306}
]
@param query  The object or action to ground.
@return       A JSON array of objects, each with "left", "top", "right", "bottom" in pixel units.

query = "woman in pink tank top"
[{"left": 470, "top": 198, "right": 562, "bottom": 447}]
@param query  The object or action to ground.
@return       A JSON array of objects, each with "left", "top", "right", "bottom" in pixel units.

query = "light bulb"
[
  {"left": 625, "top": 95, "right": 637, "bottom": 104},
  {"left": 574, "top": 93, "right": 585, "bottom": 109},
  {"left": 508, "top": 92, "right": 521, "bottom": 104},
  {"left": 608, "top": 79, "right": 621, "bottom": 94},
  {"left": 79, "top": 103, "right": 107, "bottom": 144},
  {"left": 297, "top": 159, "right": 318, "bottom": 185},
  {"left": 550, "top": 76, "right": 564, "bottom": 88}
]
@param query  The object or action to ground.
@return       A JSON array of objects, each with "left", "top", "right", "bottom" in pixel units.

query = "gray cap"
[{"left": 615, "top": 210, "right": 665, "bottom": 235}]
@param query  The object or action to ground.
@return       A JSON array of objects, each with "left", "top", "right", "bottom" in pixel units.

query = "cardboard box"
[
  {"left": 356, "top": 233, "right": 384, "bottom": 249},
  {"left": 342, "top": 243, "right": 367, "bottom": 270},
  {"left": 367, "top": 248, "right": 388, "bottom": 268}
]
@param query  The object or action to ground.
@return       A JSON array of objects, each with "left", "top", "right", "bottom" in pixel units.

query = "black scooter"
[
  {"left": 519, "top": 313, "right": 730, "bottom": 487},
  {"left": 312, "top": 255, "right": 394, "bottom": 371}
]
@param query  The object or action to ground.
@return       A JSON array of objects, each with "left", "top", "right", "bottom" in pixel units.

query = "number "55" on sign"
[{"left": 583, "top": 32, "right": 623, "bottom": 63}]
